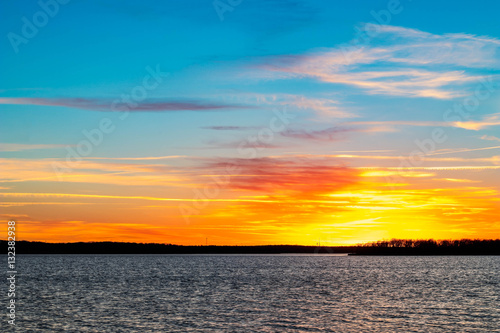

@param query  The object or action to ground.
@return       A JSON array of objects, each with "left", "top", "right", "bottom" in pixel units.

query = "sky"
[{"left": 1, "top": 0, "right": 499, "bottom": 245}]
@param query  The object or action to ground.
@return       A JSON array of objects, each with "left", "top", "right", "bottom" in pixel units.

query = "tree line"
[{"left": 2, "top": 238, "right": 499, "bottom": 255}]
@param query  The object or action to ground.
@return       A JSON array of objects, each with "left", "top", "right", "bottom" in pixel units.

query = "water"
[{"left": 3, "top": 255, "right": 499, "bottom": 332}]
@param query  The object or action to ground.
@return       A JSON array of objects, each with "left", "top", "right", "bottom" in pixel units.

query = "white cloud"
[{"left": 289, "top": 96, "right": 355, "bottom": 118}]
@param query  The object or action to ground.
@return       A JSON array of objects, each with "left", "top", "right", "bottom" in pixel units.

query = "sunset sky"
[{"left": 1, "top": 0, "right": 499, "bottom": 245}]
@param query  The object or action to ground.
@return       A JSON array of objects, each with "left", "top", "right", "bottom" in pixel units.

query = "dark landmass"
[{"left": 2, "top": 239, "right": 500, "bottom": 255}]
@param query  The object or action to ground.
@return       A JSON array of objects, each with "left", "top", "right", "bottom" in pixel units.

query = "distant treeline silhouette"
[
  {"left": 2, "top": 238, "right": 500, "bottom": 255},
  {"left": 353, "top": 238, "right": 500, "bottom": 255}
]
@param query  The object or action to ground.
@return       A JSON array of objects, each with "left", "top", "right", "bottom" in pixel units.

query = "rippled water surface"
[{"left": 4, "top": 255, "right": 499, "bottom": 332}]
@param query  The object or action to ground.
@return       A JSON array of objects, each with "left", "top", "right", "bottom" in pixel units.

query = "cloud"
[
  {"left": 345, "top": 120, "right": 444, "bottom": 127},
  {"left": 359, "top": 25, "right": 500, "bottom": 67},
  {"left": 379, "top": 165, "right": 500, "bottom": 170},
  {"left": 83, "top": 155, "right": 186, "bottom": 161},
  {"left": 262, "top": 151, "right": 500, "bottom": 165},
  {"left": 0, "top": 158, "right": 189, "bottom": 186},
  {"left": 0, "top": 192, "right": 273, "bottom": 203},
  {"left": 0, "top": 202, "right": 94, "bottom": 207},
  {"left": 340, "top": 113, "right": 500, "bottom": 131},
  {"left": 0, "top": 97, "right": 248, "bottom": 112},
  {"left": 290, "top": 96, "right": 356, "bottom": 118},
  {"left": 277, "top": 123, "right": 396, "bottom": 142},
  {"left": 439, "top": 178, "right": 481, "bottom": 183},
  {"left": 254, "top": 25, "right": 500, "bottom": 99},
  {"left": 201, "top": 126, "right": 261, "bottom": 131},
  {"left": 280, "top": 126, "right": 355, "bottom": 141},
  {"left": 213, "top": 93, "right": 356, "bottom": 120},
  {"left": 481, "top": 135, "right": 500, "bottom": 142},
  {"left": 453, "top": 113, "right": 500, "bottom": 130},
  {"left": 193, "top": 155, "right": 500, "bottom": 241},
  {"left": 203, "top": 140, "right": 285, "bottom": 150},
  {"left": 202, "top": 157, "right": 359, "bottom": 194},
  {"left": 429, "top": 145, "right": 500, "bottom": 156},
  {"left": 361, "top": 170, "right": 435, "bottom": 178},
  {"left": 202, "top": 125, "right": 364, "bottom": 148},
  {"left": 313, "top": 153, "right": 500, "bottom": 164},
  {"left": 0, "top": 143, "right": 68, "bottom": 152}
]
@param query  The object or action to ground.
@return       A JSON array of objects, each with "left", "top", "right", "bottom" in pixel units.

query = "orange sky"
[
  {"left": 1, "top": 154, "right": 499, "bottom": 245},
  {"left": 2, "top": 4, "right": 500, "bottom": 245}
]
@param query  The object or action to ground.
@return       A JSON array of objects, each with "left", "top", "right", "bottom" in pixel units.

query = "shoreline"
[{"left": 3, "top": 240, "right": 500, "bottom": 255}]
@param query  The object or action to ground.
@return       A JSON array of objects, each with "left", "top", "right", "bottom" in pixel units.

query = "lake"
[{"left": 4, "top": 255, "right": 499, "bottom": 332}]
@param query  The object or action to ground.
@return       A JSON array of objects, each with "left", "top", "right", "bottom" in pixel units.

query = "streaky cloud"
[
  {"left": 0, "top": 97, "right": 248, "bottom": 112},
  {"left": 481, "top": 135, "right": 500, "bottom": 142},
  {"left": 203, "top": 140, "right": 285, "bottom": 149},
  {"left": 252, "top": 25, "right": 500, "bottom": 99},
  {"left": 342, "top": 113, "right": 500, "bottom": 131},
  {"left": 201, "top": 126, "right": 261, "bottom": 130},
  {"left": 280, "top": 127, "right": 356, "bottom": 141},
  {"left": 200, "top": 156, "right": 359, "bottom": 193},
  {"left": 0, "top": 143, "right": 69, "bottom": 152}
]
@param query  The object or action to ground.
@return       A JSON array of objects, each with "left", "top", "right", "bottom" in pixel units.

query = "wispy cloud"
[
  {"left": 481, "top": 134, "right": 500, "bottom": 142},
  {"left": 429, "top": 145, "right": 500, "bottom": 156},
  {"left": 202, "top": 157, "right": 359, "bottom": 194},
  {"left": 290, "top": 96, "right": 356, "bottom": 118},
  {"left": 192, "top": 155, "right": 500, "bottom": 242},
  {"left": 202, "top": 125, "right": 369, "bottom": 147},
  {"left": 0, "top": 143, "right": 68, "bottom": 152},
  {"left": 0, "top": 158, "right": 189, "bottom": 186},
  {"left": 83, "top": 155, "right": 186, "bottom": 161},
  {"left": 213, "top": 93, "right": 355, "bottom": 119},
  {"left": 341, "top": 113, "right": 500, "bottom": 131},
  {"left": 310, "top": 153, "right": 500, "bottom": 164},
  {"left": 439, "top": 178, "right": 481, "bottom": 183},
  {"left": 203, "top": 140, "right": 285, "bottom": 150},
  {"left": 201, "top": 126, "right": 261, "bottom": 131},
  {"left": 453, "top": 113, "right": 500, "bottom": 130},
  {"left": 254, "top": 25, "right": 500, "bottom": 99},
  {"left": 280, "top": 126, "right": 355, "bottom": 141},
  {"left": 377, "top": 165, "right": 500, "bottom": 170},
  {"left": 0, "top": 192, "right": 275, "bottom": 203},
  {"left": 0, "top": 97, "right": 248, "bottom": 112}
]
